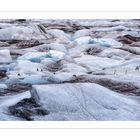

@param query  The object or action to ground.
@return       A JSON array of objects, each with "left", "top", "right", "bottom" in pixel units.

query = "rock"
[
  {"left": 85, "top": 47, "right": 102, "bottom": 55},
  {"left": 0, "top": 49, "right": 12, "bottom": 63},
  {"left": 9, "top": 97, "right": 49, "bottom": 120},
  {"left": 0, "top": 41, "right": 9, "bottom": 47},
  {"left": 118, "top": 34, "right": 140, "bottom": 44},
  {"left": 16, "top": 40, "right": 43, "bottom": 48},
  {"left": 0, "top": 83, "right": 32, "bottom": 96},
  {"left": 15, "top": 19, "right": 26, "bottom": 22},
  {"left": 8, "top": 83, "right": 32, "bottom": 92},
  {"left": 0, "top": 69, "right": 7, "bottom": 78},
  {"left": 131, "top": 41, "right": 140, "bottom": 47},
  {"left": 94, "top": 78, "right": 140, "bottom": 95}
]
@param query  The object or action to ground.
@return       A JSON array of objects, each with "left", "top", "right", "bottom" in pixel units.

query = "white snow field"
[{"left": 0, "top": 19, "right": 140, "bottom": 120}]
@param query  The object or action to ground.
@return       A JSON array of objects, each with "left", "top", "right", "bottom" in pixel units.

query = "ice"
[
  {"left": 14, "top": 60, "right": 44, "bottom": 74},
  {"left": 0, "top": 84, "right": 7, "bottom": 89},
  {"left": 0, "top": 49, "right": 12, "bottom": 63},
  {"left": 31, "top": 83, "right": 140, "bottom": 120},
  {"left": 89, "top": 38, "right": 123, "bottom": 48},
  {"left": 0, "top": 19, "right": 140, "bottom": 120},
  {"left": 18, "top": 52, "right": 47, "bottom": 63},
  {"left": 73, "top": 29, "right": 90, "bottom": 39},
  {"left": 74, "top": 55, "right": 120, "bottom": 71},
  {"left": 46, "top": 29, "right": 71, "bottom": 43},
  {"left": 47, "top": 50, "right": 66, "bottom": 61},
  {"left": 74, "top": 36, "right": 91, "bottom": 45},
  {"left": 99, "top": 48, "right": 131, "bottom": 60},
  {"left": 18, "top": 50, "right": 65, "bottom": 63},
  {"left": 93, "top": 25, "right": 128, "bottom": 32},
  {"left": 38, "top": 43, "right": 68, "bottom": 53},
  {"left": 69, "top": 44, "right": 100, "bottom": 57},
  {"left": 0, "top": 91, "right": 30, "bottom": 121},
  {"left": 0, "top": 26, "right": 46, "bottom": 40}
]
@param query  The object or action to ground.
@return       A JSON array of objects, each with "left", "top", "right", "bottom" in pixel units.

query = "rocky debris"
[
  {"left": 15, "top": 19, "right": 26, "bottom": 23},
  {"left": 43, "top": 23, "right": 90, "bottom": 33},
  {"left": 16, "top": 40, "right": 43, "bottom": 48},
  {"left": 0, "top": 41, "right": 9, "bottom": 47},
  {"left": 119, "top": 46, "right": 140, "bottom": 55},
  {"left": 44, "top": 60, "right": 62, "bottom": 72},
  {"left": 9, "top": 97, "right": 49, "bottom": 120},
  {"left": 85, "top": 47, "right": 102, "bottom": 55},
  {"left": 95, "top": 78, "right": 140, "bottom": 95},
  {"left": 8, "top": 83, "right": 32, "bottom": 92},
  {"left": 130, "top": 41, "right": 140, "bottom": 47},
  {"left": 0, "top": 68, "right": 7, "bottom": 79},
  {"left": 118, "top": 34, "right": 140, "bottom": 44},
  {"left": 0, "top": 83, "right": 32, "bottom": 96},
  {"left": 64, "top": 75, "right": 140, "bottom": 95},
  {"left": 6, "top": 40, "right": 21, "bottom": 44}
]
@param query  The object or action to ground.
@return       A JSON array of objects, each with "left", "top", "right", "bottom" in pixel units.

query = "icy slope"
[{"left": 31, "top": 83, "right": 140, "bottom": 120}]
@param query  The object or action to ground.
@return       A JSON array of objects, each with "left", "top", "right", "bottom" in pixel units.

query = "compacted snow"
[{"left": 0, "top": 19, "right": 140, "bottom": 120}]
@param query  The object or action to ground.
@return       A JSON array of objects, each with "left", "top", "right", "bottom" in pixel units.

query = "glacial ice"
[
  {"left": 0, "top": 19, "right": 140, "bottom": 121},
  {"left": 0, "top": 49, "right": 12, "bottom": 63},
  {"left": 31, "top": 83, "right": 140, "bottom": 120}
]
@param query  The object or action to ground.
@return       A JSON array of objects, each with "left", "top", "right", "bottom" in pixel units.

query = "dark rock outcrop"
[{"left": 9, "top": 97, "right": 49, "bottom": 121}]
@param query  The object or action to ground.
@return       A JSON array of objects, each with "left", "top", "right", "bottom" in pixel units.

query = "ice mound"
[
  {"left": 0, "top": 49, "right": 12, "bottom": 63},
  {"left": 31, "top": 83, "right": 140, "bottom": 120},
  {"left": 0, "top": 26, "right": 46, "bottom": 40},
  {"left": 89, "top": 38, "right": 123, "bottom": 48}
]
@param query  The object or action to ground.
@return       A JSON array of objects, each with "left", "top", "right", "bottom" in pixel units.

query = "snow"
[{"left": 31, "top": 83, "right": 140, "bottom": 120}]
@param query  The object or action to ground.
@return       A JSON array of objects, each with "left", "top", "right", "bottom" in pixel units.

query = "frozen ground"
[{"left": 0, "top": 19, "right": 140, "bottom": 120}]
